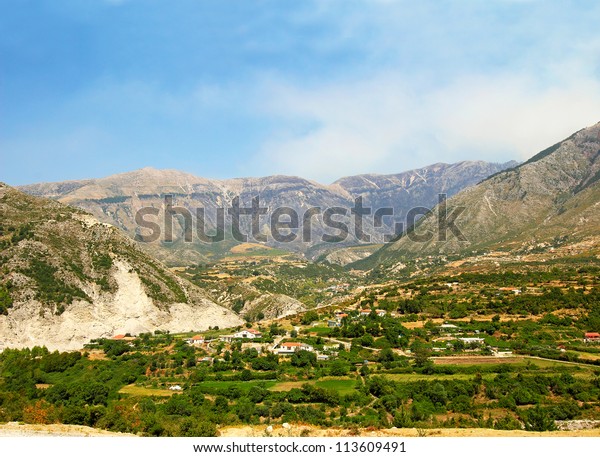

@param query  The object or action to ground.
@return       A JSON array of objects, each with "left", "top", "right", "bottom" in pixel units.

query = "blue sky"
[{"left": 1, "top": 0, "right": 600, "bottom": 185}]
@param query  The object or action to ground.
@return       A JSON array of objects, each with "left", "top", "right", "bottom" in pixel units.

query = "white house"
[
  {"left": 277, "top": 342, "right": 314, "bottom": 354},
  {"left": 459, "top": 337, "right": 485, "bottom": 345},
  {"left": 186, "top": 335, "right": 204, "bottom": 345},
  {"left": 233, "top": 329, "right": 263, "bottom": 339}
]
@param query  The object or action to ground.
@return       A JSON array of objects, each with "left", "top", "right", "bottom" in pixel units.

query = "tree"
[
  {"left": 359, "top": 334, "right": 375, "bottom": 347},
  {"left": 291, "top": 350, "right": 317, "bottom": 367},
  {"left": 360, "top": 364, "right": 370, "bottom": 377},
  {"left": 163, "top": 395, "right": 193, "bottom": 416},
  {"left": 188, "top": 387, "right": 206, "bottom": 407},
  {"left": 213, "top": 396, "right": 229, "bottom": 413},
  {"left": 329, "top": 360, "right": 350, "bottom": 376},
  {"left": 240, "top": 369, "right": 253, "bottom": 381},
  {"left": 522, "top": 406, "right": 556, "bottom": 431},
  {"left": 0, "top": 285, "right": 13, "bottom": 315},
  {"left": 378, "top": 347, "right": 395, "bottom": 363},
  {"left": 301, "top": 311, "right": 319, "bottom": 325},
  {"left": 251, "top": 354, "right": 279, "bottom": 371},
  {"left": 413, "top": 345, "right": 432, "bottom": 368},
  {"left": 248, "top": 386, "right": 269, "bottom": 403},
  {"left": 236, "top": 398, "right": 255, "bottom": 423}
]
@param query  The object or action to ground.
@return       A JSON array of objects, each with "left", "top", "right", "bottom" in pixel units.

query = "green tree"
[
  {"left": 522, "top": 406, "right": 556, "bottom": 432},
  {"left": 378, "top": 347, "right": 395, "bottom": 363},
  {"left": 0, "top": 285, "right": 13, "bottom": 315},
  {"left": 291, "top": 350, "right": 317, "bottom": 367},
  {"left": 329, "top": 360, "right": 350, "bottom": 376},
  {"left": 413, "top": 345, "right": 432, "bottom": 368},
  {"left": 301, "top": 311, "right": 319, "bottom": 325}
]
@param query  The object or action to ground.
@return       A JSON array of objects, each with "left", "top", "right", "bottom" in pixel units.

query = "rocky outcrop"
[
  {"left": 240, "top": 293, "right": 306, "bottom": 321},
  {"left": 0, "top": 184, "right": 242, "bottom": 350},
  {"left": 0, "top": 260, "right": 241, "bottom": 351},
  {"left": 322, "top": 245, "right": 381, "bottom": 266}
]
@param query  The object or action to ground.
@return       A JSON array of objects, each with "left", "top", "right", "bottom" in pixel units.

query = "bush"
[
  {"left": 291, "top": 350, "right": 316, "bottom": 367},
  {"left": 493, "top": 415, "right": 522, "bottom": 430},
  {"left": 163, "top": 395, "right": 193, "bottom": 416},
  {"left": 521, "top": 406, "right": 556, "bottom": 432},
  {"left": 329, "top": 360, "right": 351, "bottom": 376},
  {"left": 301, "top": 311, "right": 319, "bottom": 325},
  {"left": 0, "top": 285, "right": 13, "bottom": 315}
]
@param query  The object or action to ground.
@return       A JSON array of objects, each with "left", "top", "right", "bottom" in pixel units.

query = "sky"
[{"left": 1, "top": 0, "right": 600, "bottom": 185}]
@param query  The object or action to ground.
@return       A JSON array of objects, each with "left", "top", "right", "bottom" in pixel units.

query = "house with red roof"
[
  {"left": 186, "top": 335, "right": 205, "bottom": 345},
  {"left": 233, "top": 329, "right": 263, "bottom": 339},
  {"left": 277, "top": 342, "right": 314, "bottom": 354}
]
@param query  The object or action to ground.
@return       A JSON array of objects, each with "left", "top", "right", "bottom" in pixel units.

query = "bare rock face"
[
  {"left": 0, "top": 260, "right": 242, "bottom": 351},
  {"left": 240, "top": 293, "right": 306, "bottom": 321},
  {"left": 18, "top": 162, "right": 514, "bottom": 265},
  {"left": 361, "top": 121, "right": 600, "bottom": 268},
  {"left": 322, "top": 245, "right": 381, "bottom": 266},
  {"left": 0, "top": 184, "right": 242, "bottom": 350}
]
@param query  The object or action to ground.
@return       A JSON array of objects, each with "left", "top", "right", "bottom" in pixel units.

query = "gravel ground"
[{"left": 0, "top": 422, "right": 135, "bottom": 437}]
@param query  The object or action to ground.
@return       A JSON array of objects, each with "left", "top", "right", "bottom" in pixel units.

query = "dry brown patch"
[
  {"left": 218, "top": 425, "right": 600, "bottom": 437},
  {"left": 85, "top": 350, "right": 107, "bottom": 361},
  {"left": 0, "top": 422, "right": 135, "bottom": 437},
  {"left": 433, "top": 356, "right": 523, "bottom": 365}
]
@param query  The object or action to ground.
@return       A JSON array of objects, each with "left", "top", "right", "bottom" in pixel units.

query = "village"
[
  {"left": 2, "top": 264, "right": 600, "bottom": 436},
  {"left": 108, "top": 300, "right": 600, "bottom": 371}
]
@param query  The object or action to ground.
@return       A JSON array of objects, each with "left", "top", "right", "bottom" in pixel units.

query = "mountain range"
[
  {"left": 19, "top": 161, "right": 516, "bottom": 266},
  {"left": 360, "top": 121, "right": 600, "bottom": 270},
  {"left": 4, "top": 120, "right": 600, "bottom": 351}
]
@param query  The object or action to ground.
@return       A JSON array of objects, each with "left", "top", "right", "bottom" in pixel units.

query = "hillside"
[
  {"left": 19, "top": 161, "right": 514, "bottom": 265},
  {"left": 359, "top": 121, "right": 600, "bottom": 270},
  {"left": 0, "top": 183, "right": 242, "bottom": 351}
]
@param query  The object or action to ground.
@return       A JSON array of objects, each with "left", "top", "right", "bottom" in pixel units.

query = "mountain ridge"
[
  {"left": 357, "top": 121, "right": 600, "bottom": 270},
  {"left": 18, "top": 161, "right": 516, "bottom": 265}
]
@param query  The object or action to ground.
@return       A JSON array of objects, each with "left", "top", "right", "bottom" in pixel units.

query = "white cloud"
[
  {"left": 244, "top": 1, "right": 600, "bottom": 182},
  {"left": 253, "top": 67, "right": 600, "bottom": 183}
]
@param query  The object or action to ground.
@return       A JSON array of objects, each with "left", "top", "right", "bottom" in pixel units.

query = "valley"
[
  {"left": 1, "top": 122, "right": 600, "bottom": 437},
  {"left": 1, "top": 254, "right": 599, "bottom": 436}
]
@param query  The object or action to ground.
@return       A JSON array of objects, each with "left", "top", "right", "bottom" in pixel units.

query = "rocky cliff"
[{"left": 0, "top": 183, "right": 243, "bottom": 350}]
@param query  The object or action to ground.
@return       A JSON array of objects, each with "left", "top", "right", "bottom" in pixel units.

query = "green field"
[
  {"left": 309, "top": 326, "right": 333, "bottom": 336},
  {"left": 269, "top": 377, "right": 358, "bottom": 395},
  {"left": 194, "top": 379, "right": 278, "bottom": 394},
  {"left": 314, "top": 378, "right": 358, "bottom": 395}
]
